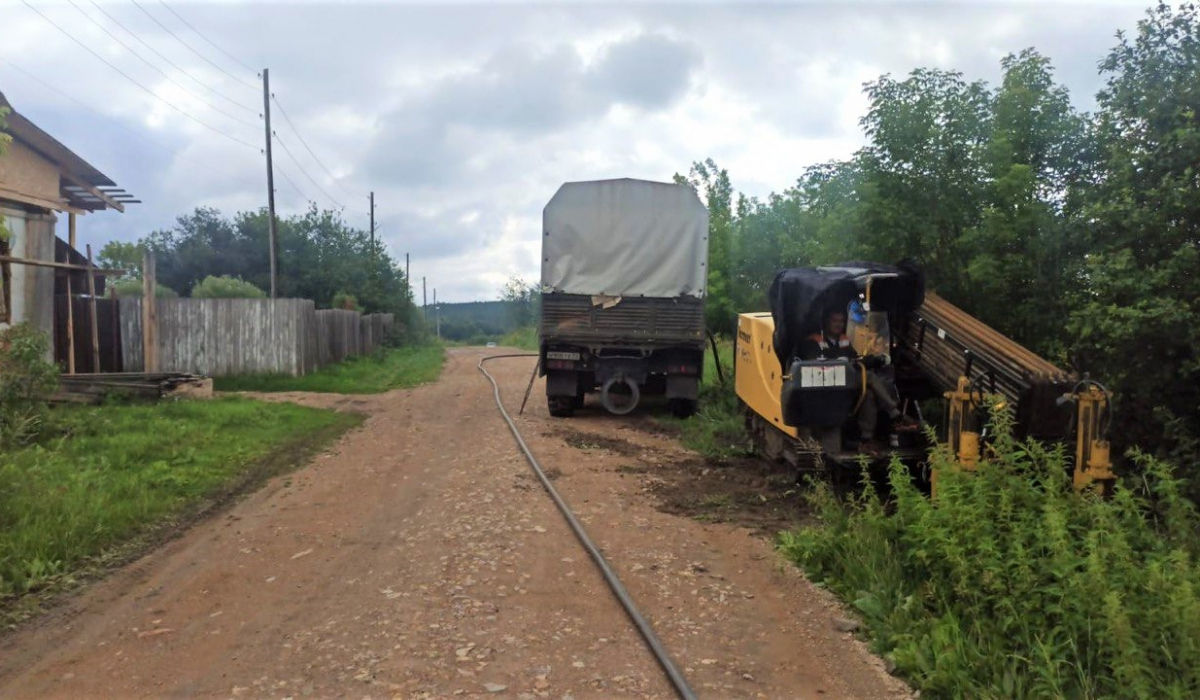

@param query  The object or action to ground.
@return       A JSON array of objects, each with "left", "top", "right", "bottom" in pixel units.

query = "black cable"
[
  {"left": 18, "top": 0, "right": 261, "bottom": 151},
  {"left": 274, "top": 165, "right": 312, "bottom": 203},
  {"left": 129, "top": 0, "right": 259, "bottom": 90},
  {"left": 706, "top": 328, "right": 726, "bottom": 386},
  {"left": 478, "top": 354, "right": 698, "bottom": 700},
  {"left": 271, "top": 94, "right": 359, "bottom": 200},
  {"left": 65, "top": 0, "right": 259, "bottom": 129},
  {"left": 157, "top": 0, "right": 259, "bottom": 76},
  {"left": 86, "top": 0, "right": 257, "bottom": 113},
  {"left": 0, "top": 53, "right": 253, "bottom": 181},
  {"left": 272, "top": 131, "right": 344, "bottom": 209}
]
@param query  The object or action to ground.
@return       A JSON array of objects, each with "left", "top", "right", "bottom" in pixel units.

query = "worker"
[{"left": 799, "top": 307, "right": 918, "bottom": 449}]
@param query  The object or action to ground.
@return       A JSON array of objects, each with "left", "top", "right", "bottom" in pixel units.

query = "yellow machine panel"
[{"left": 735, "top": 313, "right": 798, "bottom": 439}]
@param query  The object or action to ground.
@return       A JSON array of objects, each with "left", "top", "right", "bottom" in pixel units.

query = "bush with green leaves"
[
  {"left": 332, "top": 291, "right": 358, "bottom": 310},
  {"left": 781, "top": 408, "right": 1200, "bottom": 699},
  {"left": 0, "top": 324, "right": 59, "bottom": 447},
  {"left": 109, "top": 277, "right": 178, "bottom": 298},
  {"left": 189, "top": 274, "right": 266, "bottom": 299}
]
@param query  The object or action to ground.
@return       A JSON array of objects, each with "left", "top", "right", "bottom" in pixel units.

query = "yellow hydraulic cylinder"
[
  {"left": 958, "top": 431, "right": 981, "bottom": 470},
  {"left": 1071, "top": 385, "right": 1115, "bottom": 494}
]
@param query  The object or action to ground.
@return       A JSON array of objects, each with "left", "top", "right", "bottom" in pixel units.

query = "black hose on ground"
[{"left": 478, "top": 354, "right": 698, "bottom": 700}]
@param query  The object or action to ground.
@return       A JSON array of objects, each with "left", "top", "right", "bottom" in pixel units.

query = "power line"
[
  {"left": 86, "top": 0, "right": 257, "bottom": 114},
  {"left": 18, "top": 0, "right": 262, "bottom": 151},
  {"left": 129, "top": 0, "right": 259, "bottom": 91},
  {"left": 271, "top": 94, "right": 359, "bottom": 200},
  {"left": 274, "top": 164, "right": 312, "bottom": 204},
  {"left": 0, "top": 52, "right": 254, "bottom": 182},
  {"left": 157, "top": 0, "right": 258, "bottom": 76},
  {"left": 65, "top": 0, "right": 259, "bottom": 129},
  {"left": 272, "top": 131, "right": 345, "bottom": 210}
]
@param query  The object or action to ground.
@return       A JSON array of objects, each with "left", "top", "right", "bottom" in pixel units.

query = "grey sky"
[{"left": 0, "top": 0, "right": 1149, "bottom": 301}]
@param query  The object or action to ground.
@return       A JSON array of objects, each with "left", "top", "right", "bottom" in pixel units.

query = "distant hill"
[{"left": 430, "top": 300, "right": 519, "bottom": 340}]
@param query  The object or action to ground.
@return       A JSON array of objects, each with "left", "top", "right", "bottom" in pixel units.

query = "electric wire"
[
  {"left": 18, "top": 0, "right": 261, "bottom": 151},
  {"left": 274, "top": 165, "right": 313, "bottom": 204},
  {"left": 0, "top": 52, "right": 256, "bottom": 182},
  {"left": 86, "top": 0, "right": 258, "bottom": 114},
  {"left": 65, "top": 0, "right": 259, "bottom": 129},
  {"left": 272, "top": 131, "right": 344, "bottom": 210},
  {"left": 157, "top": 0, "right": 259, "bottom": 76},
  {"left": 129, "top": 0, "right": 259, "bottom": 91},
  {"left": 477, "top": 354, "right": 698, "bottom": 700},
  {"left": 271, "top": 94, "right": 359, "bottom": 200}
]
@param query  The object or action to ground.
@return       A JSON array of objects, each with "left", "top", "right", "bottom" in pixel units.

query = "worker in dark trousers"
[{"left": 799, "top": 308, "right": 917, "bottom": 449}]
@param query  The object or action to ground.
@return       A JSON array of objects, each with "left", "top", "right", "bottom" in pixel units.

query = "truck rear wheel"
[
  {"left": 669, "top": 398, "right": 698, "bottom": 418},
  {"left": 548, "top": 396, "right": 575, "bottom": 417}
]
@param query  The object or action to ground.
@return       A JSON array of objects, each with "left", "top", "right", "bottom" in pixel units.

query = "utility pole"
[
  {"left": 369, "top": 191, "right": 375, "bottom": 251},
  {"left": 422, "top": 276, "right": 427, "bottom": 325},
  {"left": 405, "top": 253, "right": 410, "bottom": 301},
  {"left": 262, "top": 67, "right": 278, "bottom": 299}
]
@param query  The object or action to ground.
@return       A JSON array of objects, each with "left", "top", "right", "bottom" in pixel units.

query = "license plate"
[{"left": 547, "top": 351, "right": 581, "bottom": 361}]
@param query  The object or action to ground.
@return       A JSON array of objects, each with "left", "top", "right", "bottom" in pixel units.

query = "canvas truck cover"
[{"left": 541, "top": 178, "right": 709, "bottom": 299}]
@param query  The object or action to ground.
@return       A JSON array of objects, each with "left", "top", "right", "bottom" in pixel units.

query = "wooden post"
[
  {"left": 110, "top": 284, "right": 120, "bottom": 371},
  {"left": 85, "top": 244, "right": 100, "bottom": 372},
  {"left": 142, "top": 251, "right": 158, "bottom": 373},
  {"left": 66, "top": 212, "right": 76, "bottom": 374}
]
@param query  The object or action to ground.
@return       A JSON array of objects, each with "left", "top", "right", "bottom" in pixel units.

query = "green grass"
[
  {"left": 498, "top": 326, "right": 538, "bottom": 351},
  {"left": 0, "top": 398, "right": 360, "bottom": 597},
  {"left": 781, "top": 406, "right": 1200, "bottom": 699},
  {"left": 214, "top": 344, "right": 445, "bottom": 394},
  {"left": 657, "top": 338, "right": 751, "bottom": 461}
]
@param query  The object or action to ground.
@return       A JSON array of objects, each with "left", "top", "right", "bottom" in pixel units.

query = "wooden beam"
[
  {"left": 86, "top": 244, "right": 101, "bottom": 372},
  {"left": 66, "top": 212, "right": 76, "bottom": 374},
  {"left": 0, "top": 255, "right": 123, "bottom": 275},
  {"left": 60, "top": 170, "right": 124, "bottom": 213},
  {"left": 142, "top": 251, "right": 158, "bottom": 373}
]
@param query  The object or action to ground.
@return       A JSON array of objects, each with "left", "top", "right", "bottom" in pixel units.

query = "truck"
[{"left": 539, "top": 178, "right": 710, "bottom": 418}]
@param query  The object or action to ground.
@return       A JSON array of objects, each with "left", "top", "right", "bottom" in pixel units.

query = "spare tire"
[{"left": 600, "top": 376, "right": 640, "bottom": 415}]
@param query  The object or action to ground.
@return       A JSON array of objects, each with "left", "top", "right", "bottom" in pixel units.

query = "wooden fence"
[
  {"left": 119, "top": 297, "right": 395, "bottom": 377},
  {"left": 53, "top": 296, "right": 123, "bottom": 373}
]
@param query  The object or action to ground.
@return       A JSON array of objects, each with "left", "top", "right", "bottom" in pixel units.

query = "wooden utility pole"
[
  {"left": 66, "top": 212, "right": 77, "bottom": 374},
  {"left": 405, "top": 252, "right": 410, "bottom": 300},
  {"left": 85, "top": 244, "right": 100, "bottom": 372},
  {"left": 142, "top": 251, "right": 158, "bottom": 372},
  {"left": 422, "top": 276, "right": 427, "bottom": 324},
  {"left": 369, "top": 191, "right": 375, "bottom": 249},
  {"left": 262, "top": 67, "right": 278, "bottom": 299}
]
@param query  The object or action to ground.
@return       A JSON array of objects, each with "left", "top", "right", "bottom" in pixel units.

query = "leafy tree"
[
  {"left": 331, "top": 291, "right": 358, "bottom": 310},
  {"left": 190, "top": 275, "right": 266, "bottom": 299},
  {"left": 1070, "top": 2, "right": 1200, "bottom": 453},
  {"left": 676, "top": 159, "right": 738, "bottom": 332},
  {"left": 499, "top": 276, "right": 537, "bottom": 328},
  {"left": 96, "top": 241, "right": 145, "bottom": 278}
]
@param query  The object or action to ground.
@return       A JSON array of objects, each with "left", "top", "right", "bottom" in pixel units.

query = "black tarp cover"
[{"left": 769, "top": 261, "right": 925, "bottom": 370}]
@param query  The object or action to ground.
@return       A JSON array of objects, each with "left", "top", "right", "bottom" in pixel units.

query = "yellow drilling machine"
[{"left": 735, "top": 262, "right": 1115, "bottom": 492}]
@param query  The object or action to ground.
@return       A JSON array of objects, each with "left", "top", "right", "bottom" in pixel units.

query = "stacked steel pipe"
[{"left": 897, "top": 292, "right": 1075, "bottom": 440}]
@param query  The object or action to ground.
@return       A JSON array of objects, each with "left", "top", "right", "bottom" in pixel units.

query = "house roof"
[{"left": 0, "top": 90, "right": 138, "bottom": 213}]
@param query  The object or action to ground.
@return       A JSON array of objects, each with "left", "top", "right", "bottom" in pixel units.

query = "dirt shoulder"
[{"left": 0, "top": 347, "right": 908, "bottom": 699}]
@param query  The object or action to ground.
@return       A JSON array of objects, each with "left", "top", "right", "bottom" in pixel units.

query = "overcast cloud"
[{"left": 0, "top": 0, "right": 1149, "bottom": 301}]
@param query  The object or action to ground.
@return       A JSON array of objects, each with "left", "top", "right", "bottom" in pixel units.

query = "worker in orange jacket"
[{"left": 799, "top": 308, "right": 917, "bottom": 449}]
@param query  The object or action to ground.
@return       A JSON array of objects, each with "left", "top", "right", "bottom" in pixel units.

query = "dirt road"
[{"left": 0, "top": 348, "right": 908, "bottom": 699}]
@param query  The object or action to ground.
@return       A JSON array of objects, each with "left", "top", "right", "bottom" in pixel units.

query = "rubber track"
[{"left": 478, "top": 354, "right": 698, "bottom": 700}]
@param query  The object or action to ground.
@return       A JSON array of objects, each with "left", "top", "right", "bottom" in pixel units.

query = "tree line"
[
  {"left": 681, "top": 3, "right": 1199, "bottom": 475},
  {"left": 99, "top": 205, "right": 420, "bottom": 327}
]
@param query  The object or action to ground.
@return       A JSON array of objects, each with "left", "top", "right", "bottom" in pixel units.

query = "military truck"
[{"left": 539, "top": 178, "right": 710, "bottom": 418}]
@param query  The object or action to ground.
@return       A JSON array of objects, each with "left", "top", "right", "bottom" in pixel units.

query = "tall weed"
[{"left": 781, "top": 407, "right": 1200, "bottom": 698}]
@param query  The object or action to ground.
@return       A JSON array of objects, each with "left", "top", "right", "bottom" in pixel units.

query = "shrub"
[
  {"left": 0, "top": 324, "right": 59, "bottom": 447},
  {"left": 332, "top": 291, "right": 358, "bottom": 310},
  {"left": 190, "top": 275, "right": 266, "bottom": 299},
  {"left": 781, "top": 406, "right": 1200, "bottom": 699},
  {"left": 109, "top": 277, "right": 178, "bottom": 298}
]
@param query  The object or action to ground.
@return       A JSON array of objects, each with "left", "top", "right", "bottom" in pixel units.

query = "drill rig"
[{"left": 735, "top": 262, "right": 1115, "bottom": 492}]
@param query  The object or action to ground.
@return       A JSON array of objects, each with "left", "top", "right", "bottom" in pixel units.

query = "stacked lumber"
[
  {"left": 53, "top": 373, "right": 213, "bottom": 405},
  {"left": 898, "top": 292, "right": 1075, "bottom": 439}
]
